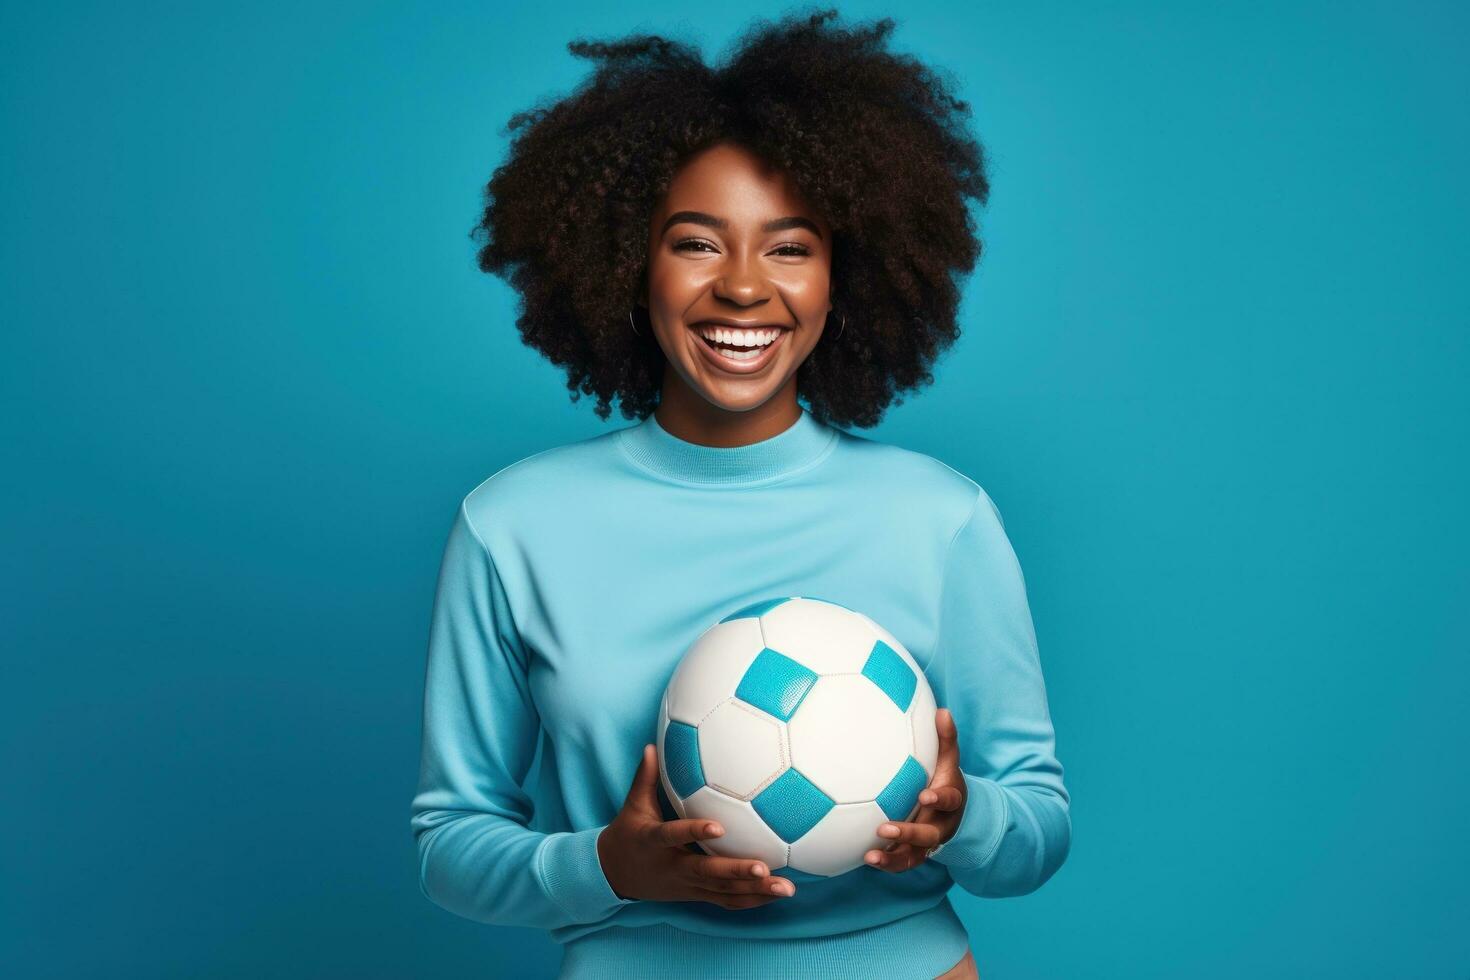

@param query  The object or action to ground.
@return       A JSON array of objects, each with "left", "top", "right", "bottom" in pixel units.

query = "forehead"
[{"left": 660, "top": 142, "right": 821, "bottom": 223}]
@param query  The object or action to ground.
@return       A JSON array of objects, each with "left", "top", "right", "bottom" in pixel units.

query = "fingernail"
[
  {"left": 707, "top": 823, "right": 723, "bottom": 836},
  {"left": 865, "top": 852, "right": 881, "bottom": 865},
  {"left": 921, "top": 791, "right": 935, "bottom": 804},
  {"left": 774, "top": 881, "right": 794, "bottom": 896},
  {"left": 878, "top": 824, "right": 898, "bottom": 838},
  {"left": 752, "top": 863, "right": 768, "bottom": 878}
]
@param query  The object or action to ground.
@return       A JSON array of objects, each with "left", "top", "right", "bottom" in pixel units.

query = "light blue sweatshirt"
[{"left": 410, "top": 407, "right": 1070, "bottom": 978}]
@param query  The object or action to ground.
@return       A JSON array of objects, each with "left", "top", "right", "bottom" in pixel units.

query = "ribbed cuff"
[
  {"left": 538, "top": 824, "right": 639, "bottom": 924},
  {"left": 929, "top": 771, "right": 1009, "bottom": 872}
]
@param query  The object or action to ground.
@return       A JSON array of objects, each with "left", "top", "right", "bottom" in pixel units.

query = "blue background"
[{"left": 4, "top": 1, "right": 1466, "bottom": 977}]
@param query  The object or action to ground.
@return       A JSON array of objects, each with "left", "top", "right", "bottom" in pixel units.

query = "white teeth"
[
  {"left": 696, "top": 326, "right": 781, "bottom": 348},
  {"left": 716, "top": 346, "right": 765, "bottom": 362}
]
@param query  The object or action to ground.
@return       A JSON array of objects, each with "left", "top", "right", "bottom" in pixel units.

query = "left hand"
[{"left": 864, "top": 707, "right": 967, "bottom": 872}]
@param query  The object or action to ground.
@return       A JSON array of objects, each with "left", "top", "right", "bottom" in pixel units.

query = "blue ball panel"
[
  {"left": 861, "top": 639, "right": 918, "bottom": 712},
  {"left": 735, "top": 647, "right": 819, "bottom": 721},
  {"left": 718, "top": 597, "right": 792, "bottom": 623},
  {"left": 875, "top": 755, "right": 929, "bottom": 821},
  {"left": 751, "top": 767, "right": 835, "bottom": 843},
  {"left": 663, "top": 720, "right": 705, "bottom": 800}
]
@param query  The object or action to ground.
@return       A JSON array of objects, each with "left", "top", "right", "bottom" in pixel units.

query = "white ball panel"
[
  {"left": 786, "top": 800, "right": 889, "bottom": 876},
  {"left": 758, "top": 598, "right": 880, "bottom": 675},
  {"left": 787, "top": 675, "right": 911, "bottom": 804},
  {"left": 699, "top": 699, "right": 788, "bottom": 800},
  {"left": 908, "top": 667, "right": 940, "bottom": 779},
  {"left": 666, "top": 617, "right": 767, "bottom": 725},
  {"left": 683, "top": 786, "right": 789, "bottom": 870}
]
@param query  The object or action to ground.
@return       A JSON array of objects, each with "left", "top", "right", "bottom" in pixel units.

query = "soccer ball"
[{"left": 656, "top": 596, "right": 939, "bottom": 877}]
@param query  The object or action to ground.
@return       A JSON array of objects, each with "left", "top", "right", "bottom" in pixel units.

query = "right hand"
[{"left": 597, "top": 743, "right": 798, "bottom": 910}]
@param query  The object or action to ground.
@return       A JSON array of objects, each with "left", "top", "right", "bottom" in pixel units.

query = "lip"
[
  {"left": 689, "top": 324, "right": 789, "bottom": 376},
  {"left": 693, "top": 317, "right": 790, "bottom": 330}
]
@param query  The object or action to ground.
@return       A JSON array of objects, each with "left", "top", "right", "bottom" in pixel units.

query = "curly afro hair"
[{"left": 471, "top": 7, "right": 989, "bottom": 429}]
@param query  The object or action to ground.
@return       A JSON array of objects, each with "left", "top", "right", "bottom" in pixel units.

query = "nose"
[{"left": 712, "top": 250, "right": 769, "bottom": 308}]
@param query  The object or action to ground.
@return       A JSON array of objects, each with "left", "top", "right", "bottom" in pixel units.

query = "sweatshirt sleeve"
[
  {"left": 409, "top": 501, "right": 637, "bottom": 929},
  {"left": 924, "top": 487, "right": 1072, "bottom": 897}
]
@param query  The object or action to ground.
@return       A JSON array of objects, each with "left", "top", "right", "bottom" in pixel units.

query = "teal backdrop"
[{"left": 4, "top": 1, "right": 1466, "bottom": 977}]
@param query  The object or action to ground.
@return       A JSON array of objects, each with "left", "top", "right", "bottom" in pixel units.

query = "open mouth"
[{"left": 689, "top": 324, "right": 789, "bottom": 374}]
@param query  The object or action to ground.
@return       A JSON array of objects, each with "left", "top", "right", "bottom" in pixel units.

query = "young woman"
[{"left": 411, "top": 11, "right": 1070, "bottom": 978}]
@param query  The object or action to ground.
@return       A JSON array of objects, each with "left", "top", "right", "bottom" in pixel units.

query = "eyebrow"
[{"left": 661, "top": 210, "right": 823, "bottom": 240}]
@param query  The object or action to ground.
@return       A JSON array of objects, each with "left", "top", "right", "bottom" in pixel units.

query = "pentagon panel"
[
  {"left": 735, "top": 647, "right": 818, "bottom": 722},
  {"left": 751, "top": 767, "right": 835, "bottom": 844},
  {"left": 875, "top": 755, "right": 929, "bottom": 822},
  {"left": 719, "top": 596, "right": 793, "bottom": 623},
  {"left": 862, "top": 639, "right": 918, "bottom": 712},
  {"left": 661, "top": 719, "right": 705, "bottom": 801},
  {"left": 657, "top": 692, "right": 685, "bottom": 817}
]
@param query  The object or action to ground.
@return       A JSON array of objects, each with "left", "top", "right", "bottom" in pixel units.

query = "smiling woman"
[
  {"left": 469, "top": 7, "right": 990, "bottom": 435},
  {"left": 417, "top": 9, "right": 1067, "bottom": 980},
  {"left": 641, "top": 141, "right": 835, "bottom": 444}
]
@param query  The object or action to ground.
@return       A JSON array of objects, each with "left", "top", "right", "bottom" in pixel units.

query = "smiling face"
[{"left": 642, "top": 141, "right": 833, "bottom": 425}]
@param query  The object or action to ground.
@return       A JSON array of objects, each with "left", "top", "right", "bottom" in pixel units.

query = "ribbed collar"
[{"left": 617, "top": 407, "right": 838, "bottom": 485}]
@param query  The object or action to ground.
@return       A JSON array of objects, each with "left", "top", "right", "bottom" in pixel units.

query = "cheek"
[
  {"left": 647, "top": 258, "right": 706, "bottom": 313},
  {"left": 777, "top": 268, "right": 833, "bottom": 320}
]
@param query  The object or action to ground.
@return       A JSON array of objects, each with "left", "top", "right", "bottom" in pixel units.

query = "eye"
[{"left": 672, "top": 239, "right": 812, "bottom": 257}]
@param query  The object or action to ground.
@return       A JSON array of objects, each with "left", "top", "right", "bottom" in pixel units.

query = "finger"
[
  {"left": 875, "top": 819, "right": 944, "bottom": 849},
  {"left": 863, "top": 842, "right": 924, "bottom": 873},
  {"left": 698, "top": 889, "right": 783, "bottom": 910},
  {"left": 624, "top": 743, "right": 661, "bottom": 816},
  {"left": 918, "top": 785, "right": 965, "bottom": 812},
  {"left": 935, "top": 708, "right": 961, "bottom": 770},
  {"left": 649, "top": 816, "right": 727, "bottom": 848},
  {"left": 693, "top": 872, "right": 797, "bottom": 898},
  {"left": 686, "top": 855, "right": 797, "bottom": 896},
  {"left": 687, "top": 855, "right": 779, "bottom": 883}
]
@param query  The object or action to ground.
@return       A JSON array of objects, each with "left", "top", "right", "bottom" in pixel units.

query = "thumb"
[
  {"left": 622, "top": 743, "right": 660, "bottom": 815},
  {"left": 936, "top": 708, "right": 961, "bottom": 771}
]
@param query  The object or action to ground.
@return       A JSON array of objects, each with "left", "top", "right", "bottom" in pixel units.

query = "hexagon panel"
[
  {"left": 759, "top": 598, "right": 881, "bottom": 675},
  {"left": 787, "top": 800, "right": 890, "bottom": 876},
  {"left": 787, "top": 674, "right": 911, "bottom": 804},
  {"left": 698, "top": 699, "right": 788, "bottom": 800},
  {"left": 907, "top": 667, "right": 939, "bottom": 779},
  {"left": 666, "top": 616, "right": 767, "bottom": 725},
  {"left": 684, "top": 786, "right": 790, "bottom": 870}
]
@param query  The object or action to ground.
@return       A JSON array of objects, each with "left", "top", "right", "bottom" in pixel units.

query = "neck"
[
  {"left": 653, "top": 376, "right": 803, "bottom": 448},
  {"left": 618, "top": 402, "right": 837, "bottom": 486}
]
